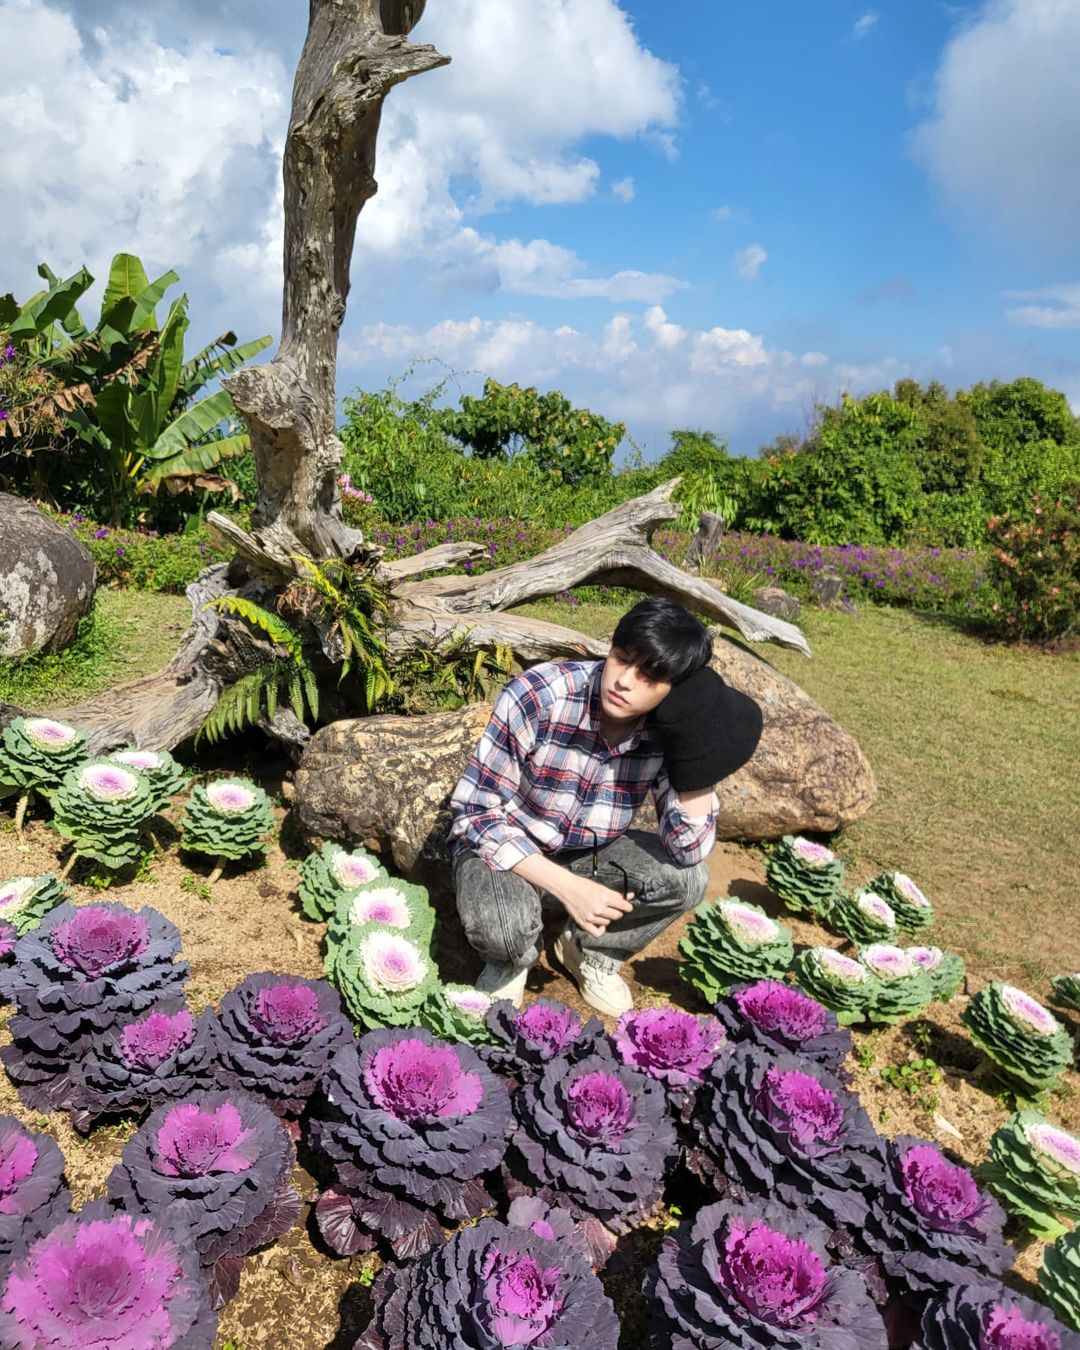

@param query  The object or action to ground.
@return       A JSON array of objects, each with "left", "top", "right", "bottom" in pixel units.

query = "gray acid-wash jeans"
[{"left": 453, "top": 829, "right": 709, "bottom": 972}]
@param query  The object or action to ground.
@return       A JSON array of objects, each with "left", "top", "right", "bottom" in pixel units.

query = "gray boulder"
[{"left": 0, "top": 494, "right": 96, "bottom": 659}]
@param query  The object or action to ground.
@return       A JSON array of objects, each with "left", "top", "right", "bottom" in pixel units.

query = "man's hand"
[
  {"left": 652, "top": 666, "right": 764, "bottom": 792},
  {"left": 557, "top": 873, "right": 635, "bottom": 938}
]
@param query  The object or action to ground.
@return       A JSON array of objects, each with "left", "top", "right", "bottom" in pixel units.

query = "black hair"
[{"left": 609, "top": 597, "right": 711, "bottom": 685}]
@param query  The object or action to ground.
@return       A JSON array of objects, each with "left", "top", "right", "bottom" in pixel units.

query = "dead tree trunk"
[{"left": 223, "top": 0, "right": 448, "bottom": 565}]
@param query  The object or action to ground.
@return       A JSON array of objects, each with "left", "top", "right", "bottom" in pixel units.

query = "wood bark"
[
  {"left": 684, "top": 510, "right": 727, "bottom": 571},
  {"left": 223, "top": 0, "right": 448, "bottom": 562}
]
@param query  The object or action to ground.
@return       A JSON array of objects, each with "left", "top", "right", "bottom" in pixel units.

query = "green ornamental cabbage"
[
  {"left": 0, "top": 718, "right": 86, "bottom": 829},
  {"left": 827, "top": 888, "right": 898, "bottom": 947},
  {"left": 908, "top": 946, "right": 966, "bottom": 1002},
  {"left": 793, "top": 947, "right": 876, "bottom": 1025},
  {"left": 679, "top": 899, "right": 794, "bottom": 1002},
  {"left": 325, "top": 879, "right": 436, "bottom": 983},
  {"left": 0, "top": 874, "right": 69, "bottom": 936},
  {"left": 297, "top": 842, "right": 388, "bottom": 922},
  {"left": 419, "top": 985, "right": 497, "bottom": 1047},
  {"left": 51, "top": 760, "right": 156, "bottom": 869},
  {"left": 179, "top": 778, "right": 273, "bottom": 864},
  {"left": 858, "top": 944, "right": 933, "bottom": 1024},
  {"left": 328, "top": 921, "right": 440, "bottom": 1030},
  {"left": 766, "top": 836, "right": 845, "bottom": 915},
  {"left": 867, "top": 871, "right": 935, "bottom": 934},
  {"left": 961, "top": 983, "right": 1074, "bottom": 1094},
  {"left": 1038, "top": 1225, "right": 1080, "bottom": 1333},
  {"left": 105, "top": 749, "right": 188, "bottom": 814},
  {"left": 1050, "top": 974, "right": 1080, "bottom": 1015},
  {"left": 981, "top": 1111, "right": 1080, "bottom": 1240}
]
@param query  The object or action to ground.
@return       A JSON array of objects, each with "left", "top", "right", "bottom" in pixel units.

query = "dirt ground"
[{"left": 0, "top": 797, "right": 1076, "bottom": 1349}]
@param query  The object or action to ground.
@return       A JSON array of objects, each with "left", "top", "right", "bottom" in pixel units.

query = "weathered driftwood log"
[
  {"left": 294, "top": 636, "right": 876, "bottom": 883},
  {"left": 684, "top": 510, "right": 727, "bottom": 571}
]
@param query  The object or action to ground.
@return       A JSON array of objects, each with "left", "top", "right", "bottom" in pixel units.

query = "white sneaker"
[
  {"left": 552, "top": 930, "right": 633, "bottom": 1018},
  {"left": 475, "top": 962, "right": 529, "bottom": 1008}
]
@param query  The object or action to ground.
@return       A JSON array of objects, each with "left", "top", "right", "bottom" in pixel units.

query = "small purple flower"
[{"left": 94, "top": 527, "right": 108, "bottom": 538}]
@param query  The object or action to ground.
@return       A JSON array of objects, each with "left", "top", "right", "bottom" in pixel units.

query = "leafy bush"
[
  {"left": 713, "top": 980, "right": 852, "bottom": 1073},
  {"left": 645, "top": 1195, "right": 883, "bottom": 1349},
  {"left": 1052, "top": 973, "right": 1080, "bottom": 1013},
  {"left": 909, "top": 946, "right": 966, "bottom": 1002},
  {"left": 51, "top": 759, "right": 157, "bottom": 870},
  {"left": 0, "top": 1200, "right": 217, "bottom": 1349},
  {"left": 69, "top": 1004, "right": 215, "bottom": 1135},
  {"left": 961, "top": 983, "right": 1074, "bottom": 1094},
  {"left": 765, "top": 836, "right": 845, "bottom": 916},
  {"left": 419, "top": 984, "right": 497, "bottom": 1047},
  {"left": 919, "top": 1282, "right": 1078, "bottom": 1349},
  {"left": 108, "top": 1090, "right": 300, "bottom": 1306},
  {"left": 0, "top": 873, "right": 69, "bottom": 937},
  {"left": 328, "top": 921, "right": 438, "bottom": 1029},
  {"left": 0, "top": 902, "right": 188, "bottom": 1112},
  {"left": 980, "top": 1111, "right": 1080, "bottom": 1240},
  {"left": 57, "top": 514, "right": 229, "bottom": 592},
  {"left": 0, "top": 1116, "right": 71, "bottom": 1263},
  {"left": 859, "top": 944, "right": 934, "bottom": 1024},
  {"left": 210, "top": 973, "right": 353, "bottom": 1119},
  {"left": 1038, "top": 1225, "right": 1080, "bottom": 1335},
  {"left": 678, "top": 898, "right": 794, "bottom": 1001},
  {"left": 105, "top": 749, "right": 188, "bottom": 813},
  {"left": 179, "top": 778, "right": 274, "bottom": 866},
  {"left": 793, "top": 947, "right": 876, "bottom": 1025},
  {"left": 0, "top": 717, "right": 85, "bottom": 817},
  {"left": 296, "top": 842, "right": 387, "bottom": 922},
  {"left": 868, "top": 871, "right": 935, "bottom": 934},
  {"left": 480, "top": 999, "right": 607, "bottom": 1086},
  {"left": 309, "top": 1028, "right": 512, "bottom": 1259},
  {"left": 503, "top": 1052, "right": 677, "bottom": 1243},
  {"left": 687, "top": 1045, "right": 886, "bottom": 1229},
  {"left": 827, "top": 888, "right": 899, "bottom": 947},
  {"left": 859, "top": 1135, "right": 1012, "bottom": 1324},
  {"left": 984, "top": 481, "right": 1080, "bottom": 641},
  {"left": 356, "top": 1212, "right": 620, "bottom": 1350}
]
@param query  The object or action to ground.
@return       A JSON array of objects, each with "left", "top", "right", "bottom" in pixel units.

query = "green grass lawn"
[
  {"left": 0, "top": 588, "right": 192, "bottom": 710},
  {"left": 517, "top": 598, "right": 1080, "bottom": 981}
]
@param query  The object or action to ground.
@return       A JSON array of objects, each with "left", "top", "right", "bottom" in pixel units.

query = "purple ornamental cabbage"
[
  {"left": 0, "top": 1199, "right": 216, "bottom": 1349},
  {"left": 645, "top": 1195, "right": 886, "bottom": 1349},
  {"left": 0, "top": 1116, "right": 71, "bottom": 1263},
  {"left": 504, "top": 1051, "right": 677, "bottom": 1257},
  {"left": 689, "top": 1045, "right": 886, "bottom": 1230},
  {"left": 211, "top": 972, "right": 354, "bottom": 1118},
  {"left": 612, "top": 1007, "right": 727, "bottom": 1108},
  {"left": 0, "top": 922, "right": 14, "bottom": 967},
  {"left": 107, "top": 1089, "right": 300, "bottom": 1308},
  {"left": 918, "top": 1283, "right": 1080, "bottom": 1350},
  {"left": 68, "top": 1004, "right": 215, "bottom": 1134},
  {"left": 355, "top": 1211, "right": 620, "bottom": 1350},
  {"left": 0, "top": 902, "right": 187, "bottom": 1112},
  {"left": 481, "top": 998, "right": 608, "bottom": 1085},
  {"left": 309, "top": 1027, "right": 512, "bottom": 1260},
  {"left": 715, "top": 980, "right": 853, "bottom": 1073},
  {"left": 866, "top": 1136, "right": 1013, "bottom": 1291}
]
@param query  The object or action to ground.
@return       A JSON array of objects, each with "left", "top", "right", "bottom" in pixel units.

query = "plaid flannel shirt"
[{"left": 448, "top": 659, "right": 717, "bottom": 872}]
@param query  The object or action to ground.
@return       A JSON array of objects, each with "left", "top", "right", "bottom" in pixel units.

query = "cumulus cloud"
[
  {"left": 713, "top": 204, "right": 749, "bottom": 224},
  {"left": 1004, "top": 282, "right": 1080, "bottom": 329},
  {"left": 853, "top": 12, "right": 879, "bottom": 40},
  {"left": 734, "top": 243, "right": 768, "bottom": 281},
  {"left": 0, "top": 0, "right": 682, "bottom": 328},
  {"left": 341, "top": 304, "right": 906, "bottom": 449},
  {"left": 912, "top": 0, "right": 1080, "bottom": 247},
  {"left": 611, "top": 177, "right": 636, "bottom": 202}
]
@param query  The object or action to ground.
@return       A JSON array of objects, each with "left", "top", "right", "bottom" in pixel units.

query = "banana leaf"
[
  {"left": 142, "top": 388, "right": 238, "bottom": 459},
  {"left": 139, "top": 433, "right": 250, "bottom": 490}
]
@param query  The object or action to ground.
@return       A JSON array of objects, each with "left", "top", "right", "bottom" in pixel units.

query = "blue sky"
[{"left": 2, "top": 0, "right": 1078, "bottom": 459}]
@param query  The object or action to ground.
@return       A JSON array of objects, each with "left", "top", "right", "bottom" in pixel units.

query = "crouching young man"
[{"left": 447, "top": 597, "right": 764, "bottom": 1016}]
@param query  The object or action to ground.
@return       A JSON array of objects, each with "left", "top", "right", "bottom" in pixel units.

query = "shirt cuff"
[
  {"left": 488, "top": 834, "right": 541, "bottom": 872},
  {"left": 670, "top": 792, "right": 719, "bottom": 824}
]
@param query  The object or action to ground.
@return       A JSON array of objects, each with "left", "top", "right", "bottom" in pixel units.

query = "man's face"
[{"left": 599, "top": 647, "right": 672, "bottom": 724}]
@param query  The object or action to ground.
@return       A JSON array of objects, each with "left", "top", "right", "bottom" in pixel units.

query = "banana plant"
[{"left": 1, "top": 253, "right": 271, "bottom": 521}]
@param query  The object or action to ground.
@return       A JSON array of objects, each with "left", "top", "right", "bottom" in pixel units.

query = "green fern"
[{"left": 197, "top": 602, "right": 318, "bottom": 744}]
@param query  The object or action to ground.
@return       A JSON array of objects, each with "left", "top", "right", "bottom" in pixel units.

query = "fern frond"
[{"left": 206, "top": 596, "right": 304, "bottom": 660}]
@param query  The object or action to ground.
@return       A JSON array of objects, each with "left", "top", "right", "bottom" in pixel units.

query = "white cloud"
[
  {"left": 734, "top": 243, "right": 768, "bottom": 281},
  {"left": 713, "top": 204, "right": 749, "bottom": 225},
  {"left": 342, "top": 306, "right": 907, "bottom": 448},
  {"left": 912, "top": 0, "right": 1080, "bottom": 247},
  {"left": 611, "top": 177, "right": 636, "bottom": 202},
  {"left": 0, "top": 0, "right": 681, "bottom": 329},
  {"left": 0, "top": 0, "right": 286, "bottom": 314},
  {"left": 853, "top": 12, "right": 879, "bottom": 40},
  {"left": 1004, "top": 282, "right": 1080, "bottom": 329}
]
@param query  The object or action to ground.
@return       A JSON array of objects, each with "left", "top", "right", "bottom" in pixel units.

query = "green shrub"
[
  {"left": 50, "top": 513, "right": 228, "bottom": 593},
  {"left": 983, "top": 482, "right": 1080, "bottom": 641}
]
